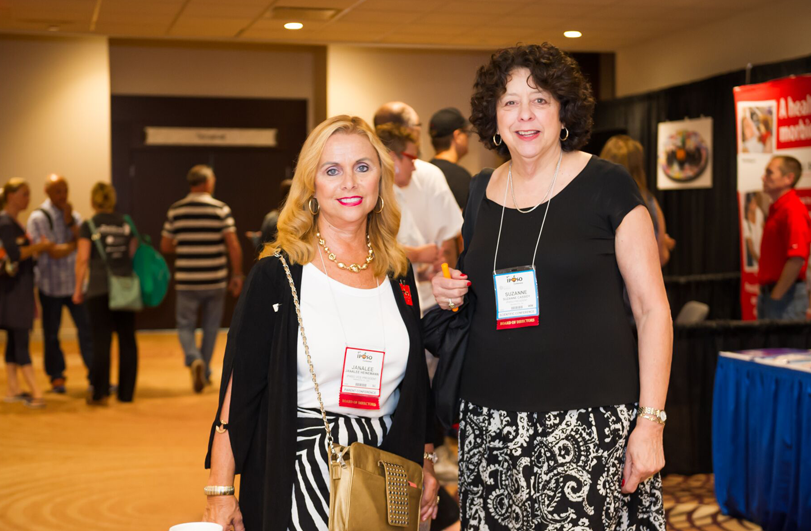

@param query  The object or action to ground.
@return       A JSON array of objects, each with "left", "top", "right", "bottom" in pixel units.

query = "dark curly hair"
[{"left": 470, "top": 43, "right": 595, "bottom": 155}]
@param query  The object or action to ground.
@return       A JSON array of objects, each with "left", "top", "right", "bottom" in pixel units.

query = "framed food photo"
[{"left": 656, "top": 117, "right": 713, "bottom": 190}]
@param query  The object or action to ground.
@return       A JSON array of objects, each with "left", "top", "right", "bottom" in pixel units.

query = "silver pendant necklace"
[{"left": 508, "top": 151, "right": 563, "bottom": 214}]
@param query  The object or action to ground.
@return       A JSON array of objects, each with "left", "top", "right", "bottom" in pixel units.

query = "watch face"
[{"left": 660, "top": 411, "right": 667, "bottom": 422}]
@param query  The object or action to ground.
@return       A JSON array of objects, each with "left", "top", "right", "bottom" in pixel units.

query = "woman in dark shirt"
[
  {"left": 73, "top": 182, "right": 138, "bottom": 405},
  {"left": 1, "top": 178, "right": 53, "bottom": 408},
  {"left": 430, "top": 44, "right": 672, "bottom": 530}
]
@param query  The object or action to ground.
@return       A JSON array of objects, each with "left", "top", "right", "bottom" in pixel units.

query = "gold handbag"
[{"left": 277, "top": 252, "right": 424, "bottom": 530}]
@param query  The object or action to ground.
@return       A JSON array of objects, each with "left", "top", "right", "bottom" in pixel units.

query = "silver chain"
[
  {"left": 507, "top": 151, "right": 563, "bottom": 214},
  {"left": 275, "top": 251, "right": 341, "bottom": 464}
]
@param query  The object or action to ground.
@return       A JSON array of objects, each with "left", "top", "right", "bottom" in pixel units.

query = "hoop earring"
[
  {"left": 308, "top": 197, "right": 320, "bottom": 215},
  {"left": 492, "top": 133, "right": 503, "bottom": 146},
  {"left": 375, "top": 196, "right": 385, "bottom": 214},
  {"left": 560, "top": 127, "right": 569, "bottom": 142}
]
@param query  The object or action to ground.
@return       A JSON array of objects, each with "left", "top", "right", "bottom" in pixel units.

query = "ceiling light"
[
  {"left": 47, "top": 25, "right": 60, "bottom": 32},
  {"left": 564, "top": 31, "right": 582, "bottom": 38},
  {"left": 284, "top": 22, "right": 303, "bottom": 30}
]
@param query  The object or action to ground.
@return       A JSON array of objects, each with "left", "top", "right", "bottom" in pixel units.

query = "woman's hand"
[
  {"left": 420, "top": 462, "right": 440, "bottom": 522},
  {"left": 431, "top": 266, "right": 469, "bottom": 311},
  {"left": 621, "top": 419, "right": 665, "bottom": 494},
  {"left": 204, "top": 495, "right": 245, "bottom": 531},
  {"left": 72, "top": 289, "right": 83, "bottom": 305}
]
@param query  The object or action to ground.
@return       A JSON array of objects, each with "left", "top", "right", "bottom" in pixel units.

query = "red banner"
[{"left": 734, "top": 75, "right": 811, "bottom": 320}]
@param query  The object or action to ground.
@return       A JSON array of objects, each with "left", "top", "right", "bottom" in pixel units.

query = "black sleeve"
[
  {"left": 603, "top": 165, "right": 645, "bottom": 232},
  {"left": 205, "top": 256, "right": 279, "bottom": 473},
  {"left": 0, "top": 220, "right": 20, "bottom": 262},
  {"left": 78, "top": 220, "right": 91, "bottom": 240}
]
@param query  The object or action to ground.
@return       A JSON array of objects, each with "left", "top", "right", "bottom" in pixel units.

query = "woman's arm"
[
  {"left": 72, "top": 239, "right": 91, "bottom": 304},
  {"left": 615, "top": 205, "right": 673, "bottom": 494},
  {"left": 652, "top": 199, "right": 674, "bottom": 266},
  {"left": 129, "top": 235, "right": 139, "bottom": 258},
  {"left": 19, "top": 240, "right": 53, "bottom": 260},
  {"left": 204, "top": 374, "right": 244, "bottom": 531}
]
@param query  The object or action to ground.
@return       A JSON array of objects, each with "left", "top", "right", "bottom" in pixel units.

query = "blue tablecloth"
[{"left": 713, "top": 353, "right": 811, "bottom": 531}]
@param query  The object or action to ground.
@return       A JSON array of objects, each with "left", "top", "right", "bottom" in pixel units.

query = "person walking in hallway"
[{"left": 161, "top": 165, "right": 244, "bottom": 393}]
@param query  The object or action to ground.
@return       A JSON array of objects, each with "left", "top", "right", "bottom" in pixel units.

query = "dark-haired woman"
[{"left": 429, "top": 43, "right": 671, "bottom": 530}]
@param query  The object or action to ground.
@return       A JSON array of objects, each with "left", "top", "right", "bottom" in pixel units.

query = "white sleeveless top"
[{"left": 296, "top": 263, "right": 410, "bottom": 417}]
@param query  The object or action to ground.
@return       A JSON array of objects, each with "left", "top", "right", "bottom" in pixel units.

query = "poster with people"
[
  {"left": 735, "top": 74, "right": 811, "bottom": 320},
  {"left": 656, "top": 117, "right": 713, "bottom": 190}
]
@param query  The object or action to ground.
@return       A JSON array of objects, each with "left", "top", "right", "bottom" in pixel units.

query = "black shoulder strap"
[
  {"left": 461, "top": 168, "right": 494, "bottom": 251},
  {"left": 37, "top": 208, "right": 53, "bottom": 231}
]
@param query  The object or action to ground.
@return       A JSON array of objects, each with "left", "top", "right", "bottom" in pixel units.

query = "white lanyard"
[{"left": 493, "top": 151, "right": 563, "bottom": 274}]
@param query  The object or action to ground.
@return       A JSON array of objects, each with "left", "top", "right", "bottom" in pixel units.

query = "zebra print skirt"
[{"left": 288, "top": 407, "right": 392, "bottom": 531}]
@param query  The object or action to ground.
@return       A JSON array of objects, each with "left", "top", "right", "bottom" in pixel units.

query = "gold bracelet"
[
  {"left": 203, "top": 485, "right": 235, "bottom": 496},
  {"left": 638, "top": 413, "right": 664, "bottom": 425}
]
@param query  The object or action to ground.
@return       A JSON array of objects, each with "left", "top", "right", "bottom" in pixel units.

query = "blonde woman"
[
  {"left": 203, "top": 116, "right": 439, "bottom": 531},
  {"left": 73, "top": 182, "right": 138, "bottom": 405},
  {"left": 601, "top": 135, "right": 676, "bottom": 266},
  {"left": 1, "top": 178, "right": 53, "bottom": 407}
]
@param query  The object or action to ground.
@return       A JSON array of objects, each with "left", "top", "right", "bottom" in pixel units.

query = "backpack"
[{"left": 124, "top": 215, "right": 171, "bottom": 308}]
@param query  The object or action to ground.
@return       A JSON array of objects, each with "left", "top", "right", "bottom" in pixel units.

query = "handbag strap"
[
  {"left": 123, "top": 214, "right": 142, "bottom": 243},
  {"left": 274, "top": 251, "right": 342, "bottom": 465}
]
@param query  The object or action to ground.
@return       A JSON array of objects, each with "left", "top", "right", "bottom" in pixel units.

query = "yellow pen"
[{"left": 441, "top": 262, "right": 458, "bottom": 312}]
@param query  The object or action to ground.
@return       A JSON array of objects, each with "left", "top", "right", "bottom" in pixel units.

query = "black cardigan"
[{"left": 205, "top": 255, "right": 430, "bottom": 531}]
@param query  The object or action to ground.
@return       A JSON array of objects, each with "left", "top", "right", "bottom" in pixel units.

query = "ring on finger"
[
  {"left": 448, "top": 298, "right": 456, "bottom": 309},
  {"left": 436, "top": 495, "right": 440, "bottom": 505}
]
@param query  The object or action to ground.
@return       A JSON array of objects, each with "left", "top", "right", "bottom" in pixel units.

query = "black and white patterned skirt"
[
  {"left": 288, "top": 407, "right": 392, "bottom": 531},
  {"left": 458, "top": 400, "right": 665, "bottom": 531}
]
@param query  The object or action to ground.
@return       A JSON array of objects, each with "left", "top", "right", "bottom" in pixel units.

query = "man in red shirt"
[{"left": 757, "top": 155, "right": 810, "bottom": 320}]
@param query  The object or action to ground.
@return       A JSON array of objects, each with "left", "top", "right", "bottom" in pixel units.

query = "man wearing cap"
[
  {"left": 27, "top": 174, "right": 94, "bottom": 393},
  {"left": 757, "top": 155, "right": 811, "bottom": 320},
  {"left": 430, "top": 107, "right": 473, "bottom": 210}
]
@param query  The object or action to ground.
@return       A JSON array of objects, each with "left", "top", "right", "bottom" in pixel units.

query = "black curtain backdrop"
[
  {"left": 593, "top": 54, "right": 811, "bottom": 319},
  {"left": 665, "top": 320, "right": 811, "bottom": 475}
]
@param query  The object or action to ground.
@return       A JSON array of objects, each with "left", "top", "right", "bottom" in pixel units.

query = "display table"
[{"left": 712, "top": 350, "right": 811, "bottom": 531}]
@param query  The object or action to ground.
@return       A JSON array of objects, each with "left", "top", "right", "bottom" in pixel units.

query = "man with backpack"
[
  {"left": 27, "top": 174, "right": 93, "bottom": 393},
  {"left": 161, "top": 165, "right": 244, "bottom": 393}
]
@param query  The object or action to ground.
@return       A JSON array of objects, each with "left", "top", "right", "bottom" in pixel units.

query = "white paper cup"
[{"left": 169, "top": 523, "right": 223, "bottom": 531}]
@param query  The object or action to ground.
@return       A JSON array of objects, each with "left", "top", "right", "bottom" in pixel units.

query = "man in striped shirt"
[{"left": 161, "top": 165, "right": 244, "bottom": 393}]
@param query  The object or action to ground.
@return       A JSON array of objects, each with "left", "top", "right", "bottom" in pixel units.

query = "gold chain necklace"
[{"left": 316, "top": 232, "right": 374, "bottom": 273}]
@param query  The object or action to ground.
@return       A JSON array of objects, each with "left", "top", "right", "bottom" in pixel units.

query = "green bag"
[
  {"left": 124, "top": 216, "right": 171, "bottom": 308},
  {"left": 87, "top": 218, "right": 143, "bottom": 312}
]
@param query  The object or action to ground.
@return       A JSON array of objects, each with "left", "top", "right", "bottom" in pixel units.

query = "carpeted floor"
[{"left": 1, "top": 332, "right": 761, "bottom": 531}]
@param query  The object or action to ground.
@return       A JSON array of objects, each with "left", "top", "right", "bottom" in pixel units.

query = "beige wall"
[
  {"left": 109, "top": 40, "right": 324, "bottom": 131},
  {"left": 0, "top": 34, "right": 111, "bottom": 221},
  {"left": 327, "top": 45, "right": 500, "bottom": 176},
  {"left": 616, "top": 0, "right": 811, "bottom": 97}
]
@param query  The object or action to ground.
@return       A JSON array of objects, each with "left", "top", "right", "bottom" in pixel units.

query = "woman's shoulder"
[{"left": 587, "top": 156, "right": 635, "bottom": 183}]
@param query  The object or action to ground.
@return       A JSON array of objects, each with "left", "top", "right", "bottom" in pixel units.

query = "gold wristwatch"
[{"left": 637, "top": 406, "right": 667, "bottom": 425}]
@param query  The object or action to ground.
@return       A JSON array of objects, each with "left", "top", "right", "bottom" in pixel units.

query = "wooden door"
[{"left": 111, "top": 96, "right": 307, "bottom": 329}]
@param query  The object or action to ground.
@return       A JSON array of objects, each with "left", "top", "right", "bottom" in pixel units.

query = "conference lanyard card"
[
  {"left": 493, "top": 266, "right": 539, "bottom": 330},
  {"left": 339, "top": 347, "right": 385, "bottom": 410}
]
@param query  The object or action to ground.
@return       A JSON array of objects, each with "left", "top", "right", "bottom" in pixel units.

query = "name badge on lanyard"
[
  {"left": 339, "top": 347, "right": 385, "bottom": 410},
  {"left": 491, "top": 151, "right": 562, "bottom": 331},
  {"left": 494, "top": 266, "right": 540, "bottom": 330}
]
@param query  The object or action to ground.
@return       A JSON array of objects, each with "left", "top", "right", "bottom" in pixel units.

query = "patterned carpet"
[{"left": 664, "top": 474, "right": 761, "bottom": 531}]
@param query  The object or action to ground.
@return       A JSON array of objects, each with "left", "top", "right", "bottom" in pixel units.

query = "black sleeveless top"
[{"left": 459, "top": 157, "right": 644, "bottom": 413}]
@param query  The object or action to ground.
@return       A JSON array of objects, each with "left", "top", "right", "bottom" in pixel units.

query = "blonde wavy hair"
[
  {"left": 600, "top": 135, "right": 648, "bottom": 193},
  {"left": 262, "top": 115, "right": 408, "bottom": 278}
]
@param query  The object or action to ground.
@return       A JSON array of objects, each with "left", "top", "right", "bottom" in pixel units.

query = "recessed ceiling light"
[
  {"left": 564, "top": 30, "right": 582, "bottom": 38},
  {"left": 284, "top": 22, "right": 303, "bottom": 30}
]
